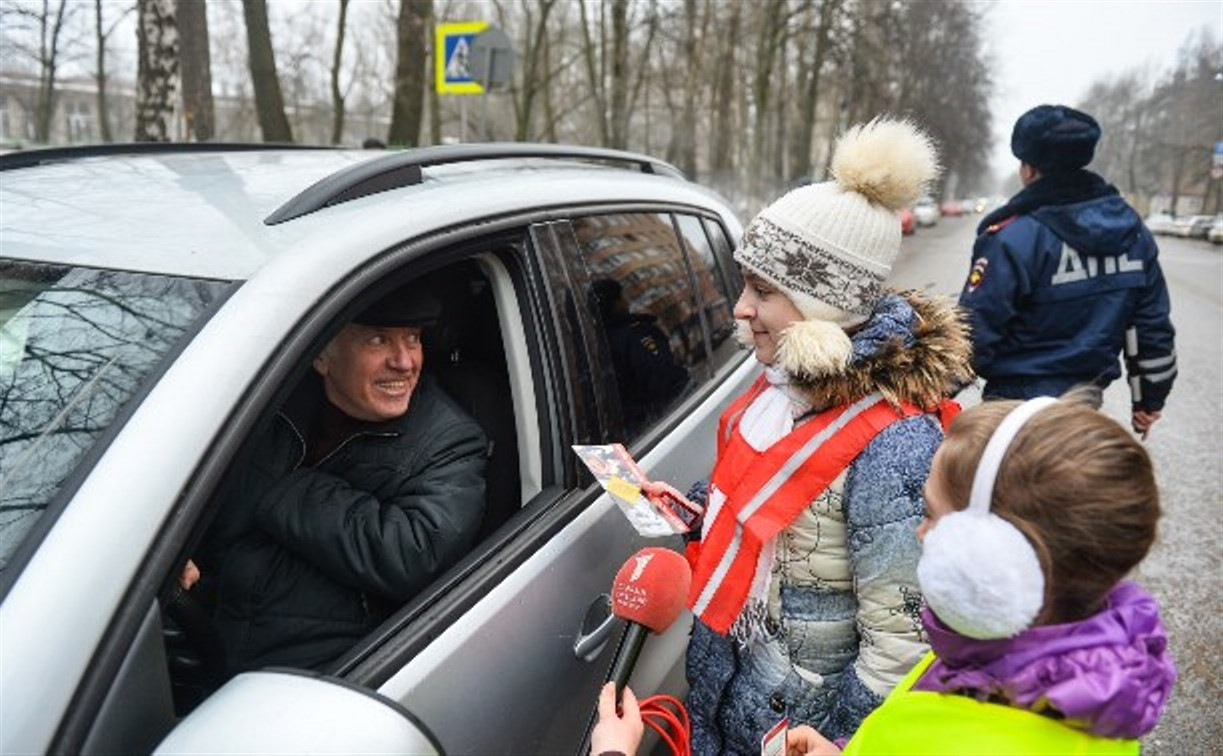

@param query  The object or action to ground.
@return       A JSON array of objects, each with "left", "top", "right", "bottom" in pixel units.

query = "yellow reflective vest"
[{"left": 843, "top": 652, "right": 1140, "bottom": 755}]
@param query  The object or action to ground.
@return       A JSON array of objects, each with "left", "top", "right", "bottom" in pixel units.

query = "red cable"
[{"left": 639, "top": 694, "right": 690, "bottom": 756}]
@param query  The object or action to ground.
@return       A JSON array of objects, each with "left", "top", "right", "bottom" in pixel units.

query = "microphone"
[{"left": 607, "top": 547, "right": 692, "bottom": 697}]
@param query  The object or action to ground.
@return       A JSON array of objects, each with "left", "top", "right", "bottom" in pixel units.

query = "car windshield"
[{"left": 0, "top": 260, "right": 228, "bottom": 571}]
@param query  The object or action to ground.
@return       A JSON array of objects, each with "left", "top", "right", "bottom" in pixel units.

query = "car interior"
[{"left": 159, "top": 252, "right": 529, "bottom": 717}]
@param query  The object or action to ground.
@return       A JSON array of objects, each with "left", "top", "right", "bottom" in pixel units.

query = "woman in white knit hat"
[{"left": 644, "top": 118, "right": 974, "bottom": 754}]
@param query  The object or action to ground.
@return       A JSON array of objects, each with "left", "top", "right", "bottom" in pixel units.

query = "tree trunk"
[
  {"left": 607, "top": 0, "right": 629, "bottom": 149},
  {"left": 330, "top": 0, "right": 349, "bottom": 144},
  {"left": 707, "top": 1, "right": 738, "bottom": 181},
  {"left": 789, "top": 0, "right": 837, "bottom": 183},
  {"left": 178, "top": 0, "right": 215, "bottom": 141},
  {"left": 94, "top": 0, "right": 112, "bottom": 142},
  {"left": 135, "top": 0, "right": 179, "bottom": 142},
  {"left": 34, "top": 0, "right": 71, "bottom": 144},
  {"left": 577, "top": 0, "right": 610, "bottom": 146},
  {"left": 242, "top": 0, "right": 292, "bottom": 142},
  {"left": 388, "top": 0, "right": 430, "bottom": 147}
]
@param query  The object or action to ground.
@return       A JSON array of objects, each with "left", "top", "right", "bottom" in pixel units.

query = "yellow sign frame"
[{"left": 435, "top": 21, "right": 489, "bottom": 95}]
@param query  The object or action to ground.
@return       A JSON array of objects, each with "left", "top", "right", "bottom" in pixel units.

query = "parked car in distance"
[
  {"left": 1209, "top": 216, "right": 1223, "bottom": 244},
  {"left": 913, "top": 196, "right": 938, "bottom": 227},
  {"left": 1172, "top": 214, "right": 1215, "bottom": 239},
  {"left": 0, "top": 143, "right": 752, "bottom": 755},
  {"left": 899, "top": 206, "right": 916, "bottom": 235},
  {"left": 939, "top": 200, "right": 964, "bottom": 217},
  {"left": 1145, "top": 212, "right": 1176, "bottom": 235}
]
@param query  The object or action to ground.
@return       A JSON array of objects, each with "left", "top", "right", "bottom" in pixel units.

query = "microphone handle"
[{"left": 609, "top": 622, "right": 649, "bottom": 698}]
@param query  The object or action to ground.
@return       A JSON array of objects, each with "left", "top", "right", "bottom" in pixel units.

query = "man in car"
[
  {"left": 960, "top": 104, "right": 1176, "bottom": 435},
  {"left": 191, "top": 280, "right": 487, "bottom": 674}
]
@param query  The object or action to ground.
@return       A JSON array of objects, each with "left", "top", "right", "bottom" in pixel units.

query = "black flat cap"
[
  {"left": 1011, "top": 104, "right": 1101, "bottom": 173},
  {"left": 352, "top": 280, "right": 441, "bottom": 328}
]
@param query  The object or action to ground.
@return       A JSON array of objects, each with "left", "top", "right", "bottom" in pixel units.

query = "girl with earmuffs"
[
  {"left": 593, "top": 392, "right": 1176, "bottom": 756},
  {"left": 781, "top": 391, "right": 1178, "bottom": 754}
]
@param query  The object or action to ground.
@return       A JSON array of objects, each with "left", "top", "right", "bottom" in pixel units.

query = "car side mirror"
[{"left": 155, "top": 669, "right": 440, "bottom": 754}]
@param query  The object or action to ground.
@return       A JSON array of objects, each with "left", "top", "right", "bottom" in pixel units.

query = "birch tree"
[{"left": 134, "top": 0, "right": 178, "bottom": 142}]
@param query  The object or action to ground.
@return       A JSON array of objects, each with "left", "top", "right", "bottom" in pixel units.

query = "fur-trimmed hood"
[{"left": 779, "top": 290, "right": 974, "bottom": 410}]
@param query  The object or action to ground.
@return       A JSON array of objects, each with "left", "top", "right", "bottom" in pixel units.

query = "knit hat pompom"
[
  {"left": 776, "top": 319, "right": 853, "bottom": 379},
  {"left": 830, "top": 118, "right": 939, "bottom": 212}
]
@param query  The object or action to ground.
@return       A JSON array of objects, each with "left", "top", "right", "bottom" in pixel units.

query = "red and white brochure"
[{"left": 572, "top": 443, "right": 702, "bottom": 537}]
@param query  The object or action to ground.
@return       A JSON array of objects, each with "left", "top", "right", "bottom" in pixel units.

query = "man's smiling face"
[{"left": 313, "top": 323, "right": 424, "bottom": 421}]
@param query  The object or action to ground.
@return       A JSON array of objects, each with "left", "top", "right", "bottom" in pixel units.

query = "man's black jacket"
[{"left": 198, "top": 373, "right": 487, "bottom": 673}]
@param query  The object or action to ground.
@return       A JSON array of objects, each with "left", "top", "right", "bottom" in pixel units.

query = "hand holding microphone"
[{"left": 593, "top": 547, "right": 692, "bottom": 756}]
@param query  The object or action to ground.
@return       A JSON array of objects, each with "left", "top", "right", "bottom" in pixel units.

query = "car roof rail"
[
  {"left": 0, "top": 142, "right": 334, "bottom": 171},
  {"left": 263, "top": 142, "right": 686, "bottom": 225}
]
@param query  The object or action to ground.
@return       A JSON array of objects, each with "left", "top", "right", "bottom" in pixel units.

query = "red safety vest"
[{"left": 688, "top": 376, "right": 957, "bottom": 634}]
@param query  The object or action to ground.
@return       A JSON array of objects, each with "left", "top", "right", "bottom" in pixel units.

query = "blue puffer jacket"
[
  {"left": 685, "top": 293, "right": 974, "bottom": 754},
  {"left": 959, "top": 171, "right": 1176, "bottom": 410}
]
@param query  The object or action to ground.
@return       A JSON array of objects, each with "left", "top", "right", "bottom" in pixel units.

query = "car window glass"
[
  {"left": 0, "top": 260, "right": 226, "bottom": 571},
  {"left": 571, "top": 213, "right": 705, "bottom": 439},
  {"left": 674, "top": 214, "right": 740, "bottom": 370}
]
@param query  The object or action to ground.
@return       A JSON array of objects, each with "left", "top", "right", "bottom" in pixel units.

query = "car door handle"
[{"left": 573, "top": 593, "right": 616, "bottom": 661}]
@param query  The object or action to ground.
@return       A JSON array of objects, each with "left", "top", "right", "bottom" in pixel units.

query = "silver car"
[{"left": 0, "top": 144, "right": 752, "bottom": 754}]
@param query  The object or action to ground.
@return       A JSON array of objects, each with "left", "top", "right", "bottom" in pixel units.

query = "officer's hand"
[
  {"left": 1132, "top": 410, "right": 1162, "bottom": 439},
  {"left": 179, "top": 559, "right": 201, "bottom": 590}
]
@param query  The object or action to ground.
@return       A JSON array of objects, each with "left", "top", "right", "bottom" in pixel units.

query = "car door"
[{"left": 344, "top": 209, "right": 754, "bottom": 754}]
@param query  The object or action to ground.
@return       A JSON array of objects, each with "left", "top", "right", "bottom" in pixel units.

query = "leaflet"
[{"left": 571, "top": 443, "right": 702, "bottom": 537}]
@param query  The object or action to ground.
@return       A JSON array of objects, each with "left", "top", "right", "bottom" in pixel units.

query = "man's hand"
[
  {"left": 786, "top": 724, "right": 842, "bottom": 756},
  {"left": 179, "top": 559, "right": 200, "bottom": 590},
  {"left": 590, "top": 682, "right": 643, "bottom": 756},
  {"left": 1132, "top": 409, "right": 1162, "bottom": 439}
]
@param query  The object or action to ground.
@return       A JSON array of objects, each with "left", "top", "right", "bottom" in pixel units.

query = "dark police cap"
[
  {"left": 352, "top": 281, "right": 441, "bottom": 328},
  {"left": 1011, "top": 104, "right": 1101, "bottom": 173}
]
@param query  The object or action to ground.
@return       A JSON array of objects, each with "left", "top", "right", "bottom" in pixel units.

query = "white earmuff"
[{"left": 917, "top": 397, "right": 1056, "bottom": 639}]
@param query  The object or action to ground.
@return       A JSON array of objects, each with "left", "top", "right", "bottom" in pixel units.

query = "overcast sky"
[{"left": 983, "top": 0, "right": 1222, "bottom": 180}]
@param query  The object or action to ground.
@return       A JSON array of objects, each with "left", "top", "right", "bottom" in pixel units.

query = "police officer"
[
  {"left": 960, "top": 104, "right": 1176, "bottom": 435},
  {"left": 590, "top": 278, "right": 690, "bottom": 434}
]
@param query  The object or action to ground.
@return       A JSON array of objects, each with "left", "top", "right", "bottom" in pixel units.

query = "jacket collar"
[
  {"left": 916, "top": 581, "right": 1176, "bottom": 738},
  {"left": 977, "top": 169, "right": 1118, "bottom": 235},
  {"left": 788, "top": 291, "right": 975, "bottom": 411}
]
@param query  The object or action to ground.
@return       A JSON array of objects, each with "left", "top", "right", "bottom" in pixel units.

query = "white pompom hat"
[{"left": 734, "top": 117, "right": 939, "bottom": 378}]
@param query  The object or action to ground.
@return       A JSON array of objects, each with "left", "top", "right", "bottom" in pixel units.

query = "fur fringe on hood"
[{"left": 782, "top": 290, "right": 975, "bottom": 410}]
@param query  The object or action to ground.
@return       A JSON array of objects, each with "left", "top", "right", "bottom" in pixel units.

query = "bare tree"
[
  {"left": 135, "top": 0, "right": 178, "bottom": 142},
  {"left": 388, "top": 0, "right": 430, "bottom": 147},
  {"left": 242, "top": 0, "right": 293, "bottom": 142},
  {"left": 178, "top": 0, "right": 214, "bottom": 141},
  {"left": 330, "top": 0, "right": 350, "bottom": 144},
  {"left": 1, "top": 0, "right": 80, "bottom": 144},
  {"left": 93, "top": 0, "right": 132, "bottom": 143},
  {"left": 788, "top": 0, "right": 840, "bottom": 183}
]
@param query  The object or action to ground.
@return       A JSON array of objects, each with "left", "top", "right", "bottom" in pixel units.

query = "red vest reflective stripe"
[{"left": 689, "top": 385, "right": 929, "bottom": 634}]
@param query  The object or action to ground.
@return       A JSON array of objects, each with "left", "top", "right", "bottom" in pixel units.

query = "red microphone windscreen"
[{"left": 611, "top": 547, "right": 692, "bottom": 633}]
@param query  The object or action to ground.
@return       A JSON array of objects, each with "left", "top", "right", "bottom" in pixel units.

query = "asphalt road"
[{"left": 888, "top": 214, "right": 1223, "bottom": 754}]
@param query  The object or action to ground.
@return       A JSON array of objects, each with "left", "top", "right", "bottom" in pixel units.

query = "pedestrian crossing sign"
[{"left": 436, "top": 21, "right": 488, "bottom": 95}]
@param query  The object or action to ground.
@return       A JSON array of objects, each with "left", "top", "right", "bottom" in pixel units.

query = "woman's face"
[
  {"left": 917, "top": 447, "right": 957, "bottom": 542},
  {"left": 733, "top": 272, "right": 804, "bottom": 366}
]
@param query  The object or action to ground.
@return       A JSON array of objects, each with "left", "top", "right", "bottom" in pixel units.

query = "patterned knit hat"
[{"left": 734, "top": 118, "right": 938, "bottom": 378}]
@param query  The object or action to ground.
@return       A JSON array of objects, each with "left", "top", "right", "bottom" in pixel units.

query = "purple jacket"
[{"left": 914, "top": 581, "right": 1175, "bottom": 739}]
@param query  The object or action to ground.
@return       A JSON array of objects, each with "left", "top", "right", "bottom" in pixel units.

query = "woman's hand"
[
  {"left": 590, "top": 682, "right": 644, "bottom": 756},
  {"left": 786, "top": 724, "right": 841, "bottom": 756}
]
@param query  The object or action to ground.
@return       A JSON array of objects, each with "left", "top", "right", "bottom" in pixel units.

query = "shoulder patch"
[
  {"left": 966, "top": 256, "right": 989, "bottom": 293},
  {"left": 986, "top": 215, "right": 1019, "bottom": 234}
]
